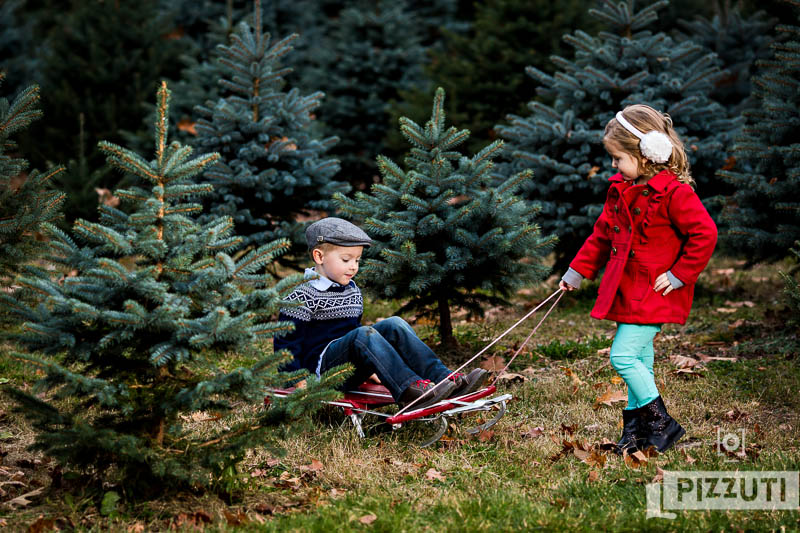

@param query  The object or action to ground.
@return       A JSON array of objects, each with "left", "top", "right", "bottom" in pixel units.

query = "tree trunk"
[{"left": 437, "top": 294, "right": 455, "bottom": 347}]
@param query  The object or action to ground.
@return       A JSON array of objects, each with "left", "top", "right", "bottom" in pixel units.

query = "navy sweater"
[{"left": 274, "top": 269, "right": 363, "bottom": 375}]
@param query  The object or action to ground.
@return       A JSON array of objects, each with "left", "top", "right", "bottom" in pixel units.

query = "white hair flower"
[{"left": 639, "top": 131, "right": 673, "bottom": 163}]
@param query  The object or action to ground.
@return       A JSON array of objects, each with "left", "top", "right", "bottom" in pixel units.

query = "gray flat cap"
[{"left": 305, "top": 217, "right": 372, "bottom": 249}]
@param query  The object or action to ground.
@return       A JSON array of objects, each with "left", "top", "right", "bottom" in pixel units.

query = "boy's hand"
[
  {"left": 559, "top": 280, "right": 576, "bottom": 292},
  {"left": 367, "top": 373, "right": 381, "bottom": 384},
  {"left": 654, "top": 272, "right": 673, "bottom": 295}
]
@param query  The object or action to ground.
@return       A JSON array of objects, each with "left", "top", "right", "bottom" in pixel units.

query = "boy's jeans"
[{"left": 320, "top": 316, "right": 452, "bottom": 401}]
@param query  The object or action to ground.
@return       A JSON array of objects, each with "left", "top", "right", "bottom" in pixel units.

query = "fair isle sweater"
[{"left": 274, "top": 268, "right": 363, "bottom": 376}]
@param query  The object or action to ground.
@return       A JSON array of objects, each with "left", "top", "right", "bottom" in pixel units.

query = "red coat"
[{"left": 570, "top": 170, "right": 717, "bottom": 325}]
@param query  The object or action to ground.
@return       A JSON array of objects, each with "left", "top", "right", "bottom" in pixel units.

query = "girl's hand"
[
  {"left": 559, "top": 280, "right": 576, "bottom": 292},
  {"left": 654, "top": 272, "right": 674, "bottom": 295}
]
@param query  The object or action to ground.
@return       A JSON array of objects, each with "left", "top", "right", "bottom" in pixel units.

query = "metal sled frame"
[{"left": 268, "top": 382, "right": 511, "bottom": 447}]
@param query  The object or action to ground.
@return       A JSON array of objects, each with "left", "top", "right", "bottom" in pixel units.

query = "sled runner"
[
  {"left": 268, "top": 288, "right": 563, "bottom": 447},
  {"left": 268, "top": 381, "right": 511, "bottom": 447}
]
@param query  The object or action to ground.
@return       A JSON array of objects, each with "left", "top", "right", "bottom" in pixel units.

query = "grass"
[{"left": 1, "top": 256, "right": 799, "bottom": 531}]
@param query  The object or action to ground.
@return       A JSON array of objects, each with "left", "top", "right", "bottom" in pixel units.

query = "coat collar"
[{"left": 608, "top": 170, "right": 677, "bottom": 191}]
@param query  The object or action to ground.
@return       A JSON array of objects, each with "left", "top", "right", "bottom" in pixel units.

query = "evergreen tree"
[
  {"left": 390, "top": 0, "right": 599, "bottom": 157},
  {"left": 193, "top": 3, "right": 349, "bottom": 265},
  {"left": 0, "top": 0, "right": 41, "bottom": 97},
  {"left": 495, "top": 0, "right": 738, "bottom": 270},
  {"left": 0, "top": 82, "right": 343, "bottom": 495},
  {"left": 716, "top": 6, "right": 800, "bottom": 260},
  {"left": 17, "top": 0, "right": 192, "bottom": 224},
  {"left": 334, "top": 88, "right": 555, "bottom": 346},
  {"left": 311, "top": 0, "right": 429, "bottom": 187},
  {"left": 0, "top": 75, "right": 65, "bottom": 282},
  {"left": 677, "top": 1, "right": 777, "bottom": 113}
]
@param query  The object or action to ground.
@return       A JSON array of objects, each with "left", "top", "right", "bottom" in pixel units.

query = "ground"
[{"left": 1, "top": 256, "right": 798, "bottom": 532}]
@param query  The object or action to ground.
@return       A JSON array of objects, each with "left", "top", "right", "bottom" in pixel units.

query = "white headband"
[{"left": 615, "top": 111, "right": 672, "bottom": 164}]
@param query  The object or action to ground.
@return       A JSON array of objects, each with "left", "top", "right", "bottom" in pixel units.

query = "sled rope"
[
  {"left": 492, "top": 289, "right": 564, "bottom": 382},
  {"left": 396, "top": 288, "right": 564, "bottom": 415}
]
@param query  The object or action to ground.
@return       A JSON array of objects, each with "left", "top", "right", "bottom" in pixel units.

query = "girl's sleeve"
[
  {"left": 569, "top": 204, "right": 613, "bottom": 280},
  {"left": 667, "top": 186, "right": 718, "bottom": 285}
]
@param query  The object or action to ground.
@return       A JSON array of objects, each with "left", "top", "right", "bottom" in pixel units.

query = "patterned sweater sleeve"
[{"left": 273, "top": 289, "right": 312, "bottom": 368}]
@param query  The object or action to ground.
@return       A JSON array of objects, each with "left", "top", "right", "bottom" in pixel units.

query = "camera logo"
[{"left": 717, "top": 428, "right": 746, "bottom": 460}]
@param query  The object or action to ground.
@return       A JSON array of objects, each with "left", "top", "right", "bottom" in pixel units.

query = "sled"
[
  {"left": 268, "top": 381, "right": 511, "bottom": 447},
  {"left": 269, "top": 288, "right": 563, "bottom": 447}
]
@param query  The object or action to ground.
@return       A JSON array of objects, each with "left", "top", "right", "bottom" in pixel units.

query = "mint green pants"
[{"left": 610, "top": 323, "right": 661, "bottom": 410}]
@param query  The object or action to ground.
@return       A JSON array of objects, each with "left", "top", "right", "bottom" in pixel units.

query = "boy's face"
[
  {"left": 606, "top": 142, "right": 643, "bottom": 182},
  {"left": 313, "top": 245, "right": 363, "bottom": 285}
]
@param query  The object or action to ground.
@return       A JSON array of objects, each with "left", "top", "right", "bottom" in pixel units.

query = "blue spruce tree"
[
  {"left": 716, "top": 6, "right": 800, "bottom": 261},
  {"left": 495, "top": 0, "right": 739, "bottom": 270},
  {"left": 0, "top": 75, "right": 65, "bottom": 282},
  {"left": 193, "top": 2, "right": 349, "bottom": 265},
  {"left": 335, "top": 88, "right": 555, "bottom": 346},
  {"left": 0, "top": 82, "right": 343, "bottom": 495}
]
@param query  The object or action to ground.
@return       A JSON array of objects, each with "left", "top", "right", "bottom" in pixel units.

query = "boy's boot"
[
  {"left": 399, "top": 379, "right": 456, "bottom": 410},
  {"left": 447, "top": 368, "right": 489, "bottom": 398},
  {"left": 639, "top": 396, "right": 685, "bottom": 452},
  {"left": 614, "top": 407, "right": 643, "bottom": 455}
]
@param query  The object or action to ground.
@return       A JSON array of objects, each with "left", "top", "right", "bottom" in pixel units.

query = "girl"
[{"left": 559, "top": 104, "right": 717, "bottom": 454}]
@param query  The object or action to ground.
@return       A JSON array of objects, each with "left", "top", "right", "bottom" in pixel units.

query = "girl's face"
[
  {"left": 606, "top": 142, "right": 643, "bottom": 182},
  {"left": 313, "top": 245, "right": 362, "bottom": 285}
]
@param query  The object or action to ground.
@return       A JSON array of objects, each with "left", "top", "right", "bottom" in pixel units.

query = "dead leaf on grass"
[
  {"left": 495, "top": 372, "right": 527, "bottom": 384},
  {"left": 623, "top": 450, "right": 649, "bottom": 469},
  {"left": 561, "top": 367, "right": 586, "bottom": 389},
  {"left": 681, "top": 448, "right": 697, "bottom": 464},
  {"left": 669, "top": 355, "right": 701, "bottom": 368},
  {"left": 298, "top": 459, "right": 323, "bottom": 472},
  {"left": 127, "top": 522, "right": 146, "bottom": 533},
  {"left": 3, "top": 487, "right": 43, "bottom": 508},
  {"left": 425, "top": 468, "right": 446, "bottom": 481},
  {"left": 224, "top": 509, "right": 248, "bottom": 526},
  {"left": 27, "top": 515, "right": 57, "bottom": 533},
  {"left": 722, "top": 408, "right": 749, "bottom": 421},
  {"left": 651, "top": 467, "right": 666, "bottom": 484},
  {"left": 521, "top": 426, "right": 544, "bottom": 439},
  {"left": 330, "top": 488, "right": 347, "bottom": 499},
  {"left": 480, "top": 355, "right": 506, "bottom": 372},
  {"left": 560, "top": 423, "right": 578, "bottom": 435},
  {"left": 172, "top": 510, "right": 213, "bottom": 529},
  {"left": 476, "top": 430, "right": 495, "bottom": 442},
  {"left": 610, "top": 376, "right": 623, "bottom": 384},
  {"left": 587, "top": 470, "right": 600, "bottom": 482},
  {"left": 715, "top": 307, "right": 738, "bottom": 313},
  {"left": 359, "top": 513, "right": 377, "bottom": 525},
  {"left": 597, "top": 347, "right": 611, "bottom": 356},
  {"left": 724, "top": 300, "right": 755, "bottom": 308},
  {"left": 593, "top": 388, "right": 627, "bottom": 410}
]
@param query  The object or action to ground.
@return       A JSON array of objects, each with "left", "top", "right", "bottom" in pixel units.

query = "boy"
[{"left": 275, "top": 217, "right": 488, "bottom": 409}]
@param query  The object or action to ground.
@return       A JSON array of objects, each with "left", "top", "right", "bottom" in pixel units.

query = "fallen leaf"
[
  {"left": 597, "top": 347, "right": 611, "bottom": 356},
  {"left": 723, "top": 408, "right": 749, "bottom": 422},
  {"left": 3, "top": 487, "right": 43, "bottom": 508},
  {"left": 329, "top": 488, "right": 347, "bottom": 498},
  {"left": 425, "top": 468, "right": 446, "bottom": 482},
  {"left": 480, "top": 355, "right": 506, "bottom": 372},
  {"left": 173, "top": 510, "right": 213, "bottom": 528},
  {"left": 715, "top": 307, "right": 738, "bottom": 313},
  {"left": 610, "top": 376, "right": 623, "bottom": 385},
  {"left": 359, "top": 513, "right": 377, "bottom": 525},
  {"left": 521, "top": 426, "right": 544, "bottom": 439},
  {"left": 27, "top": 515, "right": 56, "bottom": 533},
  {"left": 597, "top": 438, "right": 617, "bottom": 451},
  {"left": 476, "top": 430, "right": 495, "bottom": 442},
  {"left": 561, "top": 367, "right": 586, "bottom": 388},
  {"left": 587, "top": 470, "right": 600, "bottom": 482},
  {"left": 127, "top": 522, "right": 146, "bottom": 533},
  {"left": 584, "top": 423, "right": 601, "bottom": 432},
  {"left": 651, "top": 466, "right": 665, "bottom": 483},
  {"left": 681, "top": 448, "right": 697, "bottom": 464},
  {"left": 560, "top": 423, "right": 578, "bottom": 435},
  {"left": 593, "top": 388, "right": 627, "bottom": 410},
  {"left": 224, "top": 509, "right": 248, "bottom": 526},
  {"left": 585, "top": 450, "right": 607, "bottom": 468},
  {"left": 724, "top": 300, "right": 755, "bottom": 308},
  {"left": 623, "top": 450, "right": 649, "bottom": 469},
  {"left": 495, "top": 372, "right": 526, "bottom": 384},
  {"left": 299, "top": 459, "right": 324, "bottom": 472},
  {"left": 669, "top": 355, "right": 701, "bottom": 369}
]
